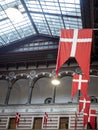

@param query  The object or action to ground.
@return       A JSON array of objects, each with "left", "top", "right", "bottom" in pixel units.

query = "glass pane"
[{"left": 0, "top": 0, "right": 82, "bottom": 47}]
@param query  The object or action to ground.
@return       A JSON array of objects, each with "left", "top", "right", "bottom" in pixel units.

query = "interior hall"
[{"left": 0, "top": 0, "right": 98, "bottom": 129}]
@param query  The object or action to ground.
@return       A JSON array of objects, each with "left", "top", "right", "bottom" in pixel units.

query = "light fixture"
[
  {"left": 5, "top": 7, "right": 23, "bottom": 23},
  {"left": 51, "top": 77, "right": 60, "bottom": 86},
  {"left": 51, "top": 77, "right": 60, "bottom": 103}
]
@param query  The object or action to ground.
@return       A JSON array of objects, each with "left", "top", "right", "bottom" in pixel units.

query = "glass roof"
[{"left": 0, "top": 0, "right": 82, "bottom": 47}]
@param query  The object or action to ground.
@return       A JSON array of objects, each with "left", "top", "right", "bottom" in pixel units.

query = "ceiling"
[{"left": 0, "top": 0, "right": 97, "bottom": 70}]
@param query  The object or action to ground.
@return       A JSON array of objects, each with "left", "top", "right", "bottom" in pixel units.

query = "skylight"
[{"left": 0, "top": 0, "right": 82, "bottom": 47}]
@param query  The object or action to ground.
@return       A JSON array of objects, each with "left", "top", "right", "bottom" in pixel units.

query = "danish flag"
[
  {"left": 79, "top": 96, "right": 90, "bottom": 113},
  {"left": 84, "top": 109, "right": 96, "bottom": 130},
  {"left": 56, "top": 29, "right": 93, "bottom": 80},
  {"left": 43, "top": 112, "right": 48, "bottom": 125},
  {"left": 15, "top": 112, "right": 20, "bottom": 125},
  {"left": 71, "top": 74, "right": 88, "bottom": 98}
]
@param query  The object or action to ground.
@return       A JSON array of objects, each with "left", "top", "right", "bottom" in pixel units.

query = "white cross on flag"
[
  {"left": 79, "top": 96, "right": 90, "bottom": 113},
  {"left": 15, "top": 112, "right": 20, "bottom": 125},
  {"left": 71, "top": 74, "right": 88, "bottom": 98},
  {"left": 84, "top": 109, "right": 96, "bottom": 130},
  {"left": 43, "top": 112, "right": 48, "bottom": 126},
  {"left": 56, "top": 29, "right": 93, "bottom": 80}
]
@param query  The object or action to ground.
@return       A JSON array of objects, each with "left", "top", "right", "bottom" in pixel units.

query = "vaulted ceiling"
[{"left": 0, "top": 0, "right": 97, "bottom": 70}]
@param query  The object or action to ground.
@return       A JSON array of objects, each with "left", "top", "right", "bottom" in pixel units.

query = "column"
[{"left": 4, "top": 81, "right": 12, "bottom": 105}]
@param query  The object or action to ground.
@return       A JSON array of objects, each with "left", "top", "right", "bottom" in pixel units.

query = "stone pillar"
[
  {"left": 4, "top": 81, "right": 12, "bottom": 105},
  {"left": 27, "top": 79, "right": 34, "bottom": 104}
]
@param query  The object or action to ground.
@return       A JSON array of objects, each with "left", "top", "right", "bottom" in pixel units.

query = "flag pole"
[{"left": 74, "top": 112, "right": 77, "bottom": 130}]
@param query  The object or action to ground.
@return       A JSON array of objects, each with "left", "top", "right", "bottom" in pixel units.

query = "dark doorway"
[
  {"left": 59, "top": 117, "right": 69, "bottom": 129},
  {"left": 8, "top": 118, "right": 16, "bottom": 129},
  {"left": 33, "top": 117, "right": 42, "bottom": 129}
]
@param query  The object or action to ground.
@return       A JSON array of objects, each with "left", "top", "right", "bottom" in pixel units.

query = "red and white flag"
[
  {"left": 71, "top": 74, "right": 88, "bottom": 98},
  {"left": 79, "top": 96, "right": 90, "bottom": 113},
  {"left": 84, "top": 109, "right": 96, "bottom": 130},
  {"left": 43, "top": 112, "right": 48, "bottom": 126},
  {"left": 56, "top": 29, "right": 93, "bottom": 80},
  {"left": 15, "top": 112, "right": 20, "bottom": 125}
]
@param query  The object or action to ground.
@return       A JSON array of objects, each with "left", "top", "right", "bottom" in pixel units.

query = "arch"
[
  {"left": 58, "top": 71, "right": 74, "bottom": 79},
  {"left": 30, "top": 72, "right": 52, "bottom": 104},
  {"left": 11, "top": 73, "right": 31, "bottom": 86},
  {"left": 8, "top": 75, "right": 30, "bottom": 104},
  {"left": 31, "top": 72, "right": 51, "bottom": 88},
  {"left": 30, "top": 71, "right": 75, "bottom": 104}
]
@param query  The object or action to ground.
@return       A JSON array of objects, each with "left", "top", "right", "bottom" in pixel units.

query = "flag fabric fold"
[
  {"left": 56, "top": 29, "right": 72, "bottom": 76},
  {"left": 84, "top": 109, "right": 96, "bottom": 130},
  {"left": 83, "top": 112, "right": 88, "bottom": 128},
  {"left": 71, "top": 74, "right": 88, "bottom": 98},
  {"left": 79, "top": 96, "right": 90, "bottom": 113},
  {"left": 56, "top": 29, "right": 93, "bottom": 80},
  {"left": 90, "top": 110, "right": 96, "bottom": 130},
  {"left": 74, "top": 29, "right": 92, "bottom": 80}
]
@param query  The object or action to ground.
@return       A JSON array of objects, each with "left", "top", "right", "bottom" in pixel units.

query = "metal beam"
[
  {"left": 38, "top": 0, "right": 53, "bottom": 36},
  {"left": 58, "top": 0, "right": 66, "bottom": 29},
  {"left": 29, "top": 11, "right": 81, "bottom": 19},
  {"left": 20, "top": 0, "right": 39, "bottom": 34},
  {"left": 0, "top": 34, "right": 59, "bottom": 53}
]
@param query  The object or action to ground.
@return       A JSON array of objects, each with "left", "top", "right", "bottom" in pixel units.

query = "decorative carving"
[
  {"left": 51, "top": 69, "right": 56, "bottom": 77},
  {"left": 30, "top": 70, "right": 36, "bottom": 77},
  {"left": 9, "top": 72, "right": 15, "bottom": 78}
]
